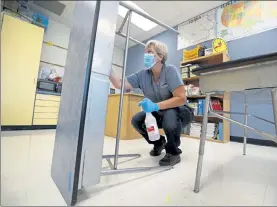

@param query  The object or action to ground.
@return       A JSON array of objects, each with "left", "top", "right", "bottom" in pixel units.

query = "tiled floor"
[{"left": 1, "top": 130, "right": 277, "bottom": 206}]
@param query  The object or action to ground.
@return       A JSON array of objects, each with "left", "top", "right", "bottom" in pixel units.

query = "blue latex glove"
[{"left": 138, "top": 98, "right": 159, "bottom": 113}]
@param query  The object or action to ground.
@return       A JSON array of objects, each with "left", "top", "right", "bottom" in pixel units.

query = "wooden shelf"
[
  {"left": 43, "top": 41, "right": 68, "bottom": 51},
  {"left": 194, "top": 115, "right": 222, "bottom": 123},
  {"left": 181, "top": 134, "right": 225, "bottom": 143},
  {"left": 40, "top": 60, "right": 65, "bottom": 68},
  {"left": 182, "top": 76, "right": 199, "bottom": 82},
  {"left": 180, "top": 52, "right": 229, "bottom": 66},
  {"left": 180, "top": 53, "right": 231, "bottom": 143}
]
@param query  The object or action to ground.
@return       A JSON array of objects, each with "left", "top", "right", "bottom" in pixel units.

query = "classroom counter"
[{"left": 105, "top": 93, "right": 144, "bottom": 140}]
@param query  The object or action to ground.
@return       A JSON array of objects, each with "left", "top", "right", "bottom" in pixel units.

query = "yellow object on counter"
[
  {"left": 183, "top": 45, "right": 202, "bottom": 61},
  {"left": 212, "top": 38, "right": 228, "bottom": 54}
]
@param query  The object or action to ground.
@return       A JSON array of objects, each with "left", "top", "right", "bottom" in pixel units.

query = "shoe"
[
  {"left": 149, "top": 139, "right": 166, "bottom": 156},
  {"left": 159, "top": 153, "right": 181, "bottom": 166}
]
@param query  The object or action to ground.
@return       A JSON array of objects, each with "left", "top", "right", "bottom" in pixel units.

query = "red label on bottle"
[{"left": 147, "top": 126, "right": 155, "bottom": 132}]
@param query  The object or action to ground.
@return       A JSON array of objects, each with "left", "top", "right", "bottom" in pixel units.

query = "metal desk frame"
[
  {"left": 101, "top": 1, "right": 180, "bottom": 176},
  {"left": 194, "top": 88, "right": 277, "bottom": 193}
]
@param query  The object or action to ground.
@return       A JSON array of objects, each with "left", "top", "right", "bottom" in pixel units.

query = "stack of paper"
[
  {"left": 205, "top": 123, "right": 216, "bottom": 138},
  {"left": 190, "top": 123, "right": 202, "bottom": 137},
  {"left": 189, "top": 122, "right": 216, "bottom": 138}
]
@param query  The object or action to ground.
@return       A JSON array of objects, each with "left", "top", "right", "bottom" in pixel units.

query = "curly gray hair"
[{"left": 145, "top": 40, "right": 168, "bottom": 64}]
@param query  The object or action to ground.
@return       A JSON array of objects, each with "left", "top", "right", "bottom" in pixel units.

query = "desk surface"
[
  {"left": 193, "top": 52, "right": 277, "bottom": 92},
  {"left": 193, "top": 51, "right": 277, "bottom": 76}
]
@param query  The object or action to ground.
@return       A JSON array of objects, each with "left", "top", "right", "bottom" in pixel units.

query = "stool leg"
[
  {"left": 243, "top": 91, "right": 248, "bottom": 155},
  {"left": 194, "top": 93, "right": 211, "bottom": 193},
  {"left": 271, "top": 88, "right": 277, "bottom": 139}
]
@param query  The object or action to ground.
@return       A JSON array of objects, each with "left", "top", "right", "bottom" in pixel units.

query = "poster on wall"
[
  {"left": 216, "top": 1, "right": 277, "bottom": 42},
  {"left": 177, "top": 1, "right": 277, "bottom": 50},
  {"left": 177, "top": 9, "right": 217, "bottom": 50}
]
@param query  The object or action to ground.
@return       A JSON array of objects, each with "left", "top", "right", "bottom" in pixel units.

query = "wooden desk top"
[{"left": 192, "top": 51, "right": 277, "bottom": 76}]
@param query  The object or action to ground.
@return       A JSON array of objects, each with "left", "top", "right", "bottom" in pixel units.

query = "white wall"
[
  {"left": 39, "top": 19, "right": 70, "bottom": 79},
  {"left": 39, "top": 19, "right": 125, "bottom": 95},
  {"left": 110, "top": 46, "right": 124, "bottom": 94},
  {"left": 112, "top": 46, "right": 124, "bottom": 67}
]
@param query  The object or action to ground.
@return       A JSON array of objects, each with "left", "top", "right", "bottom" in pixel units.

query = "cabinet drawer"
[
  {"left": 34, "top": 106, "right": 59, "bottom": 113},
  {"left": 33, "top": 118, "right": 58, "bottom": 125},
  {"left": 36, "top": 94, "right": 61, "bottom": 101},
  {"left": 35, "top": 100, "right": 60, "bottom": 107},
  {"left": 33, "top": 112, "right": 58, "bottom": 119}
]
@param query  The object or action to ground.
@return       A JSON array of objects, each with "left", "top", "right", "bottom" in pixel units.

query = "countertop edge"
[
  {"left": 108, "top": 93, "right": 144, "bottom": 97},
  {"left": 36, "top": 90, "right": 144, "bottom": 98},
  {"left": 192, "top": 51, "right": 277, "bottom": 75},
  {"left": 36, "top": 90, "right": 61, "bottom": 96}
]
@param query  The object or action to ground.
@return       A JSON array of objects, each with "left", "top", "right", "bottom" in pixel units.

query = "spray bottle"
[{"left": 145, "top": 112, "right": 160, "bottom": 141}]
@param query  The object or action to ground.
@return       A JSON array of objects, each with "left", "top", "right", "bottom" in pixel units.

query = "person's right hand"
[{"left": 138, "top": 98, "right": 159, "bottom": 113}]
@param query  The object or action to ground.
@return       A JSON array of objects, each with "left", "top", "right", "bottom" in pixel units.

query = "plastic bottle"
[{"left": 145, "top": 112, "right": 160, "bottom": 141}]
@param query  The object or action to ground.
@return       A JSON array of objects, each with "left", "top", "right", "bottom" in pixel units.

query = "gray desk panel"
[
  {"left": 51, "top": 2, "right": 99, "bottom": 206},
  {"left": 81, "top": 1, "right": 119, "bottom": 188},
  {"left": 199, "top": 60, "right": 277, "bottom": 93}
]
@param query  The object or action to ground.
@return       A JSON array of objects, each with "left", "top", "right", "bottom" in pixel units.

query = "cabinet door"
[{"left": 1, "top": 15, "right": 44, "bottom": 126}]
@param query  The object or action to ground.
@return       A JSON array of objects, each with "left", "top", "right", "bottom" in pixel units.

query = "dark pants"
[{"left": 131, "top": 105, "right": 194, "bottom": 155}]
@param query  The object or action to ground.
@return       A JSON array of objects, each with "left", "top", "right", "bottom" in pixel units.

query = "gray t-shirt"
[{"left": 126, "top": 64, "right": 184, "bottom": 103}]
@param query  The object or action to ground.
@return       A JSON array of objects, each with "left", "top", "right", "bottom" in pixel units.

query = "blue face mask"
[{"left": 144, "top": 53, "right": 156, "bottom": 69}]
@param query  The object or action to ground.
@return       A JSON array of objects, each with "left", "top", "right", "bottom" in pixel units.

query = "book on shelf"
[
  {"left": 209, "top": 99, "right": 223, "bottom": 111},
  {"left": 187, "top": 98, "right": 223, "bottom": 116},
  {"left": 217, "top": 122, "right": 223, "bottom": 141},
  {"left": 185, "top": 122, "right": 218, "bottom": 139}
]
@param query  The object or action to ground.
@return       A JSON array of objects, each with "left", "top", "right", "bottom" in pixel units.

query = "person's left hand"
[{"left": 138, "top": 98, "right": 159, "bottom": 113}]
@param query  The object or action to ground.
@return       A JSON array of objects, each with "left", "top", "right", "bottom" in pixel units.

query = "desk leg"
[
  {"left": 243, "top": 91, "right": 248, "bottom": 155},
  {"left": 271, "top": 88, "right": 277, "bottom": 138},
  {"left": 194, "top": 93, "right": 211, "bottom": 193}
]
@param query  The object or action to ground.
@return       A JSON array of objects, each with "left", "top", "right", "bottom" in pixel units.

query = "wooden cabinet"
[
  {"left": 180, "top": 52, "right": 231, "bottom": 143},
  {"left": 33, "top": 94, "right": 61, "bottom": 125},
  {"left": 1, "top": 15, "right": 44, "bottom": 126},
  {"left": 105, "top": 93, "right": 144, "bottom": 140}
]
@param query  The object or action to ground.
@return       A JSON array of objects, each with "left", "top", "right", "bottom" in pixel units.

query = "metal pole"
[
  {"left": 271, "top": 88, "right": 277, "bottom": 137},
  {"left": 243, "top": 91, "right": 248, "bottom": 155},
  {"left": 101, "top": 165, "right": 172, "bottom": 176},
  {"left": 103, "top": 153, "right": 140, "bottom": 159},
  {"left": 209, "top": 111, "right": 277, "bottom": 142},
  {"left": 119, "top": 1, "right": 179, "bottom": 34},
  {"left": 116, "top": 31, "right": 145, "bottom": 46},
  {"left": 106, "top": 158, "right": 114, "bottom": 170},
  {"left": 118, "top": 10, "right": 130, "bottom": 33},
  {"left": 113, "top": 11, "right": 132, "bottom": 170},
  {"left": 210, "top": 110, "right": 275, "bottom": 125},
  {"left": 194, "top": 93, "right": 211, "bottom": 193}
]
